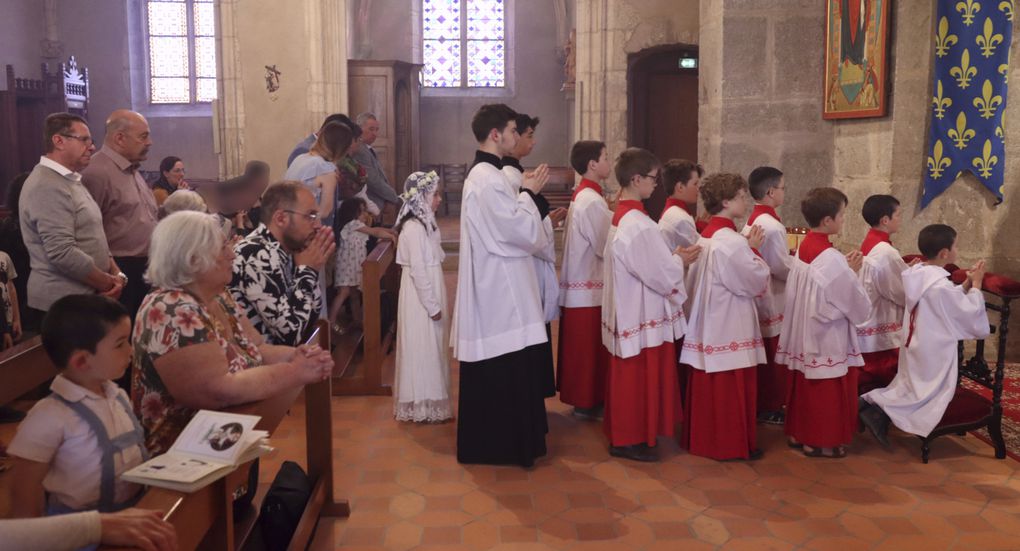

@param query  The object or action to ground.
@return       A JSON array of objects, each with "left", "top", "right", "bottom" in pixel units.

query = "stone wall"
[
  {"left": 575, "top": 0, "right": 700, "bottom": 189},
  {"left": 699, "top": 0, "right": 833, "bottom": 226}
]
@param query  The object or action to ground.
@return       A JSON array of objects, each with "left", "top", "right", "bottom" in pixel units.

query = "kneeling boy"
[
  {"left": 8, "top": 295, "right": 147, "bottom": 516},
  {"left": 860, "top": 224, "right": 990, "bottom": 445}
]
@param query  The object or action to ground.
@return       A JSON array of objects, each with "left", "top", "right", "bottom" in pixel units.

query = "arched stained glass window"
[
  {"left": 146, "top": 0, "right": 217, "bottom": 104},
  {"left": 423, "top": 0, "right": 506, "bottom": 88}
]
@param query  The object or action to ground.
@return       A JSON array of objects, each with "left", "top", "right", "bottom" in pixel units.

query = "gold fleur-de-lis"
[
  {"left": 928, "top": 140, "right": 952, "bottom": 179},
  {"left": 972, "top": 139, "right": 998, "bottom": 177},
  {"left": 935, "top": 16, "right": 959, "bottom": 57},
  {"left": 933, "top": 80, "right": 953, "bottom": 119},
  {"left": 973, "top": 79, "right": 1003, "bottom": 118},
  {"left": 1000, "top": 0, "right": 1015, "bottom": 20},
  {"left": 957, "top": 0, "right": 982, "bottom": 25},
  {"left": 996, "top": 124, "right": 1005, "bottom": 141},
  {"left": 950, "top": 49, "right": 978, "bottom": 88},
  {"left": 999, "top": 50, "right": 1010, "bottom": 83},
  {"left": 977, "top": 17, "right": 1004, "bottom": 57},
  {"left": 948, "top": 111, "right": 976, "bottom": 149}
]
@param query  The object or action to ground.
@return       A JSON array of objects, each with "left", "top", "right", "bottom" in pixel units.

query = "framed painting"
[{"left": 822, "top": 0, "right": 891, "bottom": 119}]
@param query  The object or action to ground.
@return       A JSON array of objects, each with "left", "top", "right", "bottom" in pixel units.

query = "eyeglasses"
[
  {"left": 61, "top": 134, "right": 94, "bottom": 145},
  {"left": 643, "top": 172, "right": 662, "bottom": 183},
  {"left": 283, "top": 209, "right": 320, "bottom": 222}
]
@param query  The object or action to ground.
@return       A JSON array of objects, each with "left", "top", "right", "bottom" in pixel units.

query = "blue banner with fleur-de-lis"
[{"left": 923, "top": 0, "right": 1013, "bottom": 207}]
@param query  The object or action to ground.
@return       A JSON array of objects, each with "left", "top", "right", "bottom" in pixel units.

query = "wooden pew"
[
  {"left": 104, "top": 320, "right": 348, "bottom": 550},
  {"left": 0, "top": 336, "right": 57, "bottom": 408},
  {"left": 332, "top": 240, "right": 398, "bottom": 396}
]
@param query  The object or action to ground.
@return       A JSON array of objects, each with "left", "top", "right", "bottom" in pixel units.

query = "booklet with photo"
[{"left": 122, "top": 410, "right": 271, "bottom": 491}]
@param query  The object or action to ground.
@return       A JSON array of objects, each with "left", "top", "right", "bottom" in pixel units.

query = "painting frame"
[{"left": 822, "top": 0, "right": 892, "bottom": 120}]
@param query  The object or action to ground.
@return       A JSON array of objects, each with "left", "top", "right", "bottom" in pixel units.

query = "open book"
[{"left": 122, "top": 410, "right": 272, "bottom": 492}]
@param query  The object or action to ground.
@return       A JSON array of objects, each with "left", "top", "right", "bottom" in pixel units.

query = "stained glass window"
[
  {"left": 147, "top": 0, "right": 217, "bottom": 104},
  {"left": 423, "top": 0, "right": 505, "bottom": 88}
]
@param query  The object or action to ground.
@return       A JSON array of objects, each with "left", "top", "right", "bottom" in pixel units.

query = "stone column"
[{"left": 41, "top": 0, "right": 64, "bottom": 60}]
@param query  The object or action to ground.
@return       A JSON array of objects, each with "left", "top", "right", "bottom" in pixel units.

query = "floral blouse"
[{"left": 131, "top": 288, "right": 263, "bottom": 454}]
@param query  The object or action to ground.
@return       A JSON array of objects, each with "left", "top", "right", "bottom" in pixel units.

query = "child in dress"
[
  {"left": 8, "top": 295, "right": 147, "bottom": 516},
  {"left": 0, "top": 249, "right": 21, "bottom": 350},
  {"left": 393, "top": 171, "right": 453, "bottom": 422},
  {"left": 860, "top": 224, "right": 989, "bottom": 446},
  {"left": 328, "top": 197, "right": 395, "bottom": 334}
]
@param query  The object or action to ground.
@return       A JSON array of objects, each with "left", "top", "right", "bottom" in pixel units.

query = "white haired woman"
[
  {"left": 160, "top": 189, "right": 207, "bottom": 218},
  {"left": 130, "top": 211, "right": 333, "bottom": 454}
]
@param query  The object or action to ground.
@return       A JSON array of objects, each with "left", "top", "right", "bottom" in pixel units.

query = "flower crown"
[{"left": 399, "top": 170, "right": 439, "bottom": 201}]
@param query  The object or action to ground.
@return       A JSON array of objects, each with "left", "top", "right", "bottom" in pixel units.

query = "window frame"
[
  {"left": 134, "top": 0, "right": 217, "bottom": 113},
  {"left": 421, "top": 0, "right": 516, "bottom": 98}
]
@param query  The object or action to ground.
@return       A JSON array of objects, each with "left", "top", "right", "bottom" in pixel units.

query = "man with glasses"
[
  {"left": 229, "top": 182, "right": 335, "bottom": 345},
  {"left": 19, "top": 113, "right": 124, "bottom": 331},
  {"left": 81, "top": 110, "right": 160, "bottom": 325}
]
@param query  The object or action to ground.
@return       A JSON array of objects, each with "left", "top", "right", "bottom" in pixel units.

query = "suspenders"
[{"left": 53, "top": 393, "right": 150, "bottom": 513}]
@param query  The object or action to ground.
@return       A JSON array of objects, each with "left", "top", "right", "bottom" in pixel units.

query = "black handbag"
[{"left": 258, "top": 460, "right": 312, "bottom": 551}]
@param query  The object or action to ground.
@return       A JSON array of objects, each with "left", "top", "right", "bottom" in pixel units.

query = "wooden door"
[{"left": 628, "top": 47, "right": 699, "bottom": 221}]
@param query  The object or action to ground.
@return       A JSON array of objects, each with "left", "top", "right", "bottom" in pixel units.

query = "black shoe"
[
  {"left": 858, "top": 402, "right": 891, "bottom": 449},
  {"left": 748, "top": 448, "right": 765, "bottom": 461},
  {"left": 757, "top": 410, "right": 786, "bottom": 425},
  {"left": 572, "top": 406, "right": 604, "bottom": 421},
  {"left": 609, "top": 444, "right": 659, "bottom": 462},
  {"left": 0, "top": 406, "right": 25, "bottom": 424}
]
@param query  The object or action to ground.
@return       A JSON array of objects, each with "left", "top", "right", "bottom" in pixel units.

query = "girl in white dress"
[
  {"left": 393, "top": 171, "right": 453, "bottom": 422},
  {"left": 328, "top": 197, "right": 394, "bottom": 334}
]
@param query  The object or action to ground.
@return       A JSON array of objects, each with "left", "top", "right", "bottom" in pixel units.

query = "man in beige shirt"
[{"left": 82, "top": 110, "right": 159, "bottom": 322}]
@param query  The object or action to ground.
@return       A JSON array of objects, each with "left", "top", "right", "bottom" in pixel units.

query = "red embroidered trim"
[
  {"left": 603, "top": 311, "right": 685, "bottom": 339},
  {"left": 560, "top": 280, "right": 605, "bottom": 290},
  {"left": 775, "top": 348, "right": 862, "bottom": 369},
  {"left": 856, "top": 323, "right": 903, "bottom": 337},
  {"left": 760, "top": 314, "right": 784, "bottom": 327},
  {"left": 682, "top": 338, "right": 764, "bottom": 355}
]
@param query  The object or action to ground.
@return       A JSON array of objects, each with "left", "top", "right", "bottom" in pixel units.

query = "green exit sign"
[{"left": 679, "top": 57, "right": 698, "bottom": 69}]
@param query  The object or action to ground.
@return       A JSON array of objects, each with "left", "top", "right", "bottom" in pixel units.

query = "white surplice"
[
  {"left": 680, "top": 226, "right": 770, "bottom": 372},
  {"left": 740, "top": 210, "right": 790, "bottom": 338},
  {"left": 776, "top": 250, "right": 871, "bottom": 379},
  {"left": 559, "top": 185, "right": 612, "bottom": 308},
  {"left": 451, "top": 162, "right": 550, "bottom": 362},
  {"left": 601, "top": 208, "right": 687, "bottom": 359},
  {"left": 504, "top": 165, "right": 559, "bottom": 322},
  {"left": 658, "top": 204, "right": 699, "bottom": 251},
  {"left": 862, "top": 264, "right": 990, "bottom": 436},
  {"left": 394, "top": 219, "right": 452, "bottom": 422},
  {"left": 856, "top": 242, "right": 908, "bottom": 352}
]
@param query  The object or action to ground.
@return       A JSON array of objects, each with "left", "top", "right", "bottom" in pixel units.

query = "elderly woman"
[
  {"left": 131, "top": 211, "right": 333, "bottom": 454},
  {"left": 160, "top": 189, "right": 207, "bottom": 218},
  {"left": 152, "top": 156, "right": 188, "bottom": 206}
]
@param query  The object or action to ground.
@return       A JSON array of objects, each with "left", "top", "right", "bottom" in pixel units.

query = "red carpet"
[{"left": 960, "top": 363, "right": 1020, "bottom": 461}]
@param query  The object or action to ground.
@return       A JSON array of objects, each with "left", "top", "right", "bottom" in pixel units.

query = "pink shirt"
[{"left": 82, "top": 146, "right": 159, "bottom": 257}]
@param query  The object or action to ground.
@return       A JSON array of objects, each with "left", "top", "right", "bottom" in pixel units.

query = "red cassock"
[
  {"left": 758, "top": 335, "right": 785, "bottom": 412},
  {"left": 682, "top": 366, "right": 758, "bottom": 459},
  {"left": 858, "top": 348, "right": 899, "bottom": 395},
  {"left": 557, "top": 306, "right": 611, "bottom": 408},
  {"left": 604, "top": 341, "right": 683, "bottom": 447}
]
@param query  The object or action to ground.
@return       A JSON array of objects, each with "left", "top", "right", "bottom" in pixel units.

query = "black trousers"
[{"left": 114, "top": 256, "right": 151, "bottom": 322}]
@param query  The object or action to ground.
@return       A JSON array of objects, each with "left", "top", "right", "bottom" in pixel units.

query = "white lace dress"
[{"left": 393, "top": 219, "right": 453, "bottom": 422}]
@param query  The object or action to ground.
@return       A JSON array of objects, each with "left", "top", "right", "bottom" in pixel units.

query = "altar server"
[
  {"left": 680, "top": 172, "right": 770, "bottom": 461},
  {"left": 452, "top": 104, "right": 552, "bottom": 467},
  {"left": 601, "top": 148, "right": 697, "bottom": 462},
  {"left": 657, "top": 159, "right": 702, "bottom": 250},
  {"left": 856, "top": 194, "right": 910, "bottom": 394},
  {"left": 557, "top": 140, "right": 613, "bottom": 418},
  {"left": 742, "top": 166, "right": 791, "bottom": 424},
  {"left": 860, "top": 224, "right": 989, "bottom": 444},
  {"left": 777, "top": 187, "right": 870, "bottom": 459}
]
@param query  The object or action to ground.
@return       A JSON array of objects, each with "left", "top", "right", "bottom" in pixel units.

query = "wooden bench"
[
  {"left": 332, "top": 240, "right": 398, "bottom": 396},
  {"left": 104, "top": 320, "right": 349, "bottom": 550},
  {"left": 0, "top": 336, "right": 57, "bottom": 408}
]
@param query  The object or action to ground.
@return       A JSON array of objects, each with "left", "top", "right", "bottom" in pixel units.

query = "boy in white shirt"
[
  {"left": 657, "top": 159, "right": 702, "bottom": 251},
  {"left": 860, "top": 224, "right": 990, "bottom": 446},
  {"left": 558, "top": 140, "right": 613, "bottom": 419},
  {"left": 777, "top": 187, "right": 870, "bottom": 459},
  {"left": 856, "top": 194, "right": 910, "bottom": 395},
  {"left": 743, "top": 167, "right": 790, "bottom": 425},
  {"left": 680, "top": 173, "right": 770, "bottom": 461},
  {"left": 8, "top": 294, "right": 147, "bottom": 516}
]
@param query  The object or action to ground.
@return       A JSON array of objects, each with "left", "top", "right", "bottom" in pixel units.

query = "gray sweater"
[{"left": 19, "top": 159, "right": 111, "bottom": 310}]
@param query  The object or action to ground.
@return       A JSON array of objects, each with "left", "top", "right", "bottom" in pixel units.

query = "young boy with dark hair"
[
  {"left": 453, "top": 103, "right": 552, "bottom": 467},
  {"left": 8, "top": 294, "right": 147, "bottom": 516},
  {"left": 558, "top": 140, "right": 613, "bottom": 419},
  {"left": 860, "top": 225, "right": 989, "bottom": 446},
  {"left": 743, "top": 166, "right": 790, "bottom": 425},
  {"left": 657, "top": 159, "right": 703, "bottom": 250},
  {"left": 601, "top": 148, "right": 697, "bottom": 462},
  {"left": 777, "top": 187, "right": 871, "bottom": 458},
  {"left": 501, "top": 112, "right": 566, "bottom": 398},
  {"left": 856, "top": 194, "right": 910, "bottom": 394},
  {"left": 680, "top": 172, "right": 770, "bottom": 461}
]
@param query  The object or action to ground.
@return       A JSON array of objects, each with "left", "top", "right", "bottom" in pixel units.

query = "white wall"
[{"left": 0, "top": 0, "right": 46, "bottom": 90}]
